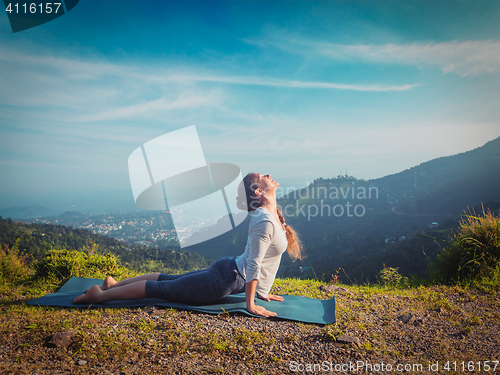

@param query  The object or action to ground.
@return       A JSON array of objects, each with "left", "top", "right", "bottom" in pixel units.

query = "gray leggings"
[{"left": 145, "top": 256, "right": 246, "bottom": 304}]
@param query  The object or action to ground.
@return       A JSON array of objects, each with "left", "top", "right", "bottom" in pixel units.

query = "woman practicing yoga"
[{"left": 73, "top": 173, "right": 302, "bottom": 318}]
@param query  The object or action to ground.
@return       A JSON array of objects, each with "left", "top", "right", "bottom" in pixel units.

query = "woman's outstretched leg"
[
  {"left": 100, "top": 269, "right": 208, "bottom": 290},
  {"left": 156, "top": 268, "right": 206, "bottom": 281},
  {"left": 73, "top": 258, "right": 239, "bottom": 305},
  {"left": 100, "top": 273, "right": 161, "bottom": 290},
  {"left": 73, "top": 281, "right": 147, "bottom": 304},
  {"left": 145, "top": 257, "right": 241, "bottom": 303}
]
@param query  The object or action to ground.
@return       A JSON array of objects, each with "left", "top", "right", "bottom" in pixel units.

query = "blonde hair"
[{"left": 276, "top": 208, "right": 303, "bottom": 261}]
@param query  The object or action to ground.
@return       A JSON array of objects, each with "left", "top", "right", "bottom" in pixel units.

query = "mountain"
[
  {"left": 186, "top": 137, "right": 500, "bottom": 282},
  {"left": 373, "top": 137, "right": 500, "bottom": 215}
]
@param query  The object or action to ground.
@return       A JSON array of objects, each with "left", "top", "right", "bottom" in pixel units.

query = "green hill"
[{"left": 0, "top": 217, "right": 211, "bottom": 274}]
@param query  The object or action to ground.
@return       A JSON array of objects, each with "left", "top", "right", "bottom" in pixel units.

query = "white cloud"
[
  {"left": 182, "top": 74, "right": 420, "bottom": 92},
  {"left": 245, "top": 35, "right": 500, "bottom": 77},
  {"left": 0, "top": 49, "right": 123, "bottom": 80},
  {"left": 1, "top": 44, "right": 496, "bottom": 195},
  {"left": 200, "top": 111, "right": 500, "bottom": 158},
  {"left": 73, "top": 93, "right": 219, "bottom": 122},
  {"left": 0, "top": 45, "right": 419, "bottom": 106}
]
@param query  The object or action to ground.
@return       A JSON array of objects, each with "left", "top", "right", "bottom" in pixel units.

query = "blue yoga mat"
[{"left": 27, "top": 276, "right": 336, "bottom": 325}]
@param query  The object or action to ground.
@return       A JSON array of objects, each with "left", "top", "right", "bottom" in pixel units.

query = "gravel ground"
[{"left": 1, "top": 285, "right": 499, "bottom": 374}]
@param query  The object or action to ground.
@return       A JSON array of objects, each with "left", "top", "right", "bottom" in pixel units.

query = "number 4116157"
[
  {"left": 5, "top": 3, "right": 62, "bottom": 14},
  {"left": 443, "top": 361, "right": 499, "bottom": 372}
]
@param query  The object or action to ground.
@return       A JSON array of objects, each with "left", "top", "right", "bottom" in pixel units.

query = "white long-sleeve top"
[{"left": 235, "top": 207, "right": 288, "bottom": 298}]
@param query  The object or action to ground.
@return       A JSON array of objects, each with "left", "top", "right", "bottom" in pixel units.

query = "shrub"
[
  {"left": 32, "top": 243, "right": 131, "bottom": 284},
  {"left": 378, "top": 265, "right": 408, "bottom": 287},
  {"left": 0, "top": 240, "right": 32, "bottom": 283},
  {"left": 433, "top": 208, "right": 500, "bottom": 284}
]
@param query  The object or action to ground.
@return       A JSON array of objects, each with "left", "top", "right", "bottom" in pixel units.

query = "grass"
[
  {"left": 0, "top": 240, "right": 32, "bottom": 283},
  {"left": 272, "top": 277, "right": 327, "bottom": 298},
  {"left": 433, "top": 207, "right": 500, "bottom": 285},
  {"left": 1, "top": 227, "right": 499, "bottom": 373},
  {"left": 1, "top": 274, "right": 499, "bottom": 373}
]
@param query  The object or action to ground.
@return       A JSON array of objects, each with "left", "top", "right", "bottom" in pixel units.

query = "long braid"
[{"left": 277, "top": 208, "right": 303, "bottom": 261}]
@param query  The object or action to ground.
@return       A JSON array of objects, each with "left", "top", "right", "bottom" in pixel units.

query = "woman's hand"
[
  {"left": 245, "top": 280, "right": 279, "bottom": 317},
  {"left": 257, "top": 293, "right": 284, "bottom": 302},
  {"left": 246, "top": 304, "right": 277, "bottom": 318}
]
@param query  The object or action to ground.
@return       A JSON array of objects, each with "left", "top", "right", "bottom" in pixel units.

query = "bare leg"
[
  {"left": 73, "top": 281, "right": 147, "bottom": 304},
  {"left": 101, "top": 273, "right": 161, "bottom": 290}
]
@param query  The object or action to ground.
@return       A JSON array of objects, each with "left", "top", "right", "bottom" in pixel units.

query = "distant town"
[{"left": 26, "top": 211, "right": 181, "bottom": 248}]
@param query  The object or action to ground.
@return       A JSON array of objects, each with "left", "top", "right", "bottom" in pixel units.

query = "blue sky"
[{"left": 1, "top": 0, "right": 499, "bottom": 210}]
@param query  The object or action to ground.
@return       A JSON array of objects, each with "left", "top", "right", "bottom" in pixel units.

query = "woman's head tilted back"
[
  {"left": 236, "top": 173, "right": 262, "bottom": 212},
  {"left": 237, "top": 173, "right": 303, "bottom": 261},
  {"left": 236, "top": 173, "right": 280, "bottom": 211}
]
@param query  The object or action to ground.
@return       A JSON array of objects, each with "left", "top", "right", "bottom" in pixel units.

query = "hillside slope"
[
  {"left": 374, "top": 137, "right": 500, "bottom": 215},
  {"left": 187, "top": 138, "right": 500, "bottom": 282}
]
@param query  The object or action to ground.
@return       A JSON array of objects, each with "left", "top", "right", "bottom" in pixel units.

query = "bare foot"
[
  {"left": 73, "top": 285, "right": 103, "bottom": 304},
  {"left": 84, "top": 276, "right": 116, "bottom": 293},
  {"left": 101, "top": 276, "right": 117, "bottom": 290}
]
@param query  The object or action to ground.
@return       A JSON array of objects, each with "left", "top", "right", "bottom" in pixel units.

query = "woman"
[{"left": 73, "top": 173, "right": 302, "bottom": 318}]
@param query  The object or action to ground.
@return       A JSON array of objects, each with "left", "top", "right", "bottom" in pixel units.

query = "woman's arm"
[
  {"left": 245, "top": 279, "right": 277, "bottom": 318},
  {"left": 245, "top": 219, "right": 274, "bottom": 281}
]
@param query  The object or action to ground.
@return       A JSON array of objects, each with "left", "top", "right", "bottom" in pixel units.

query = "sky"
[{"left": 1, "top": 0, "right": 499, "bottom": 211}]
